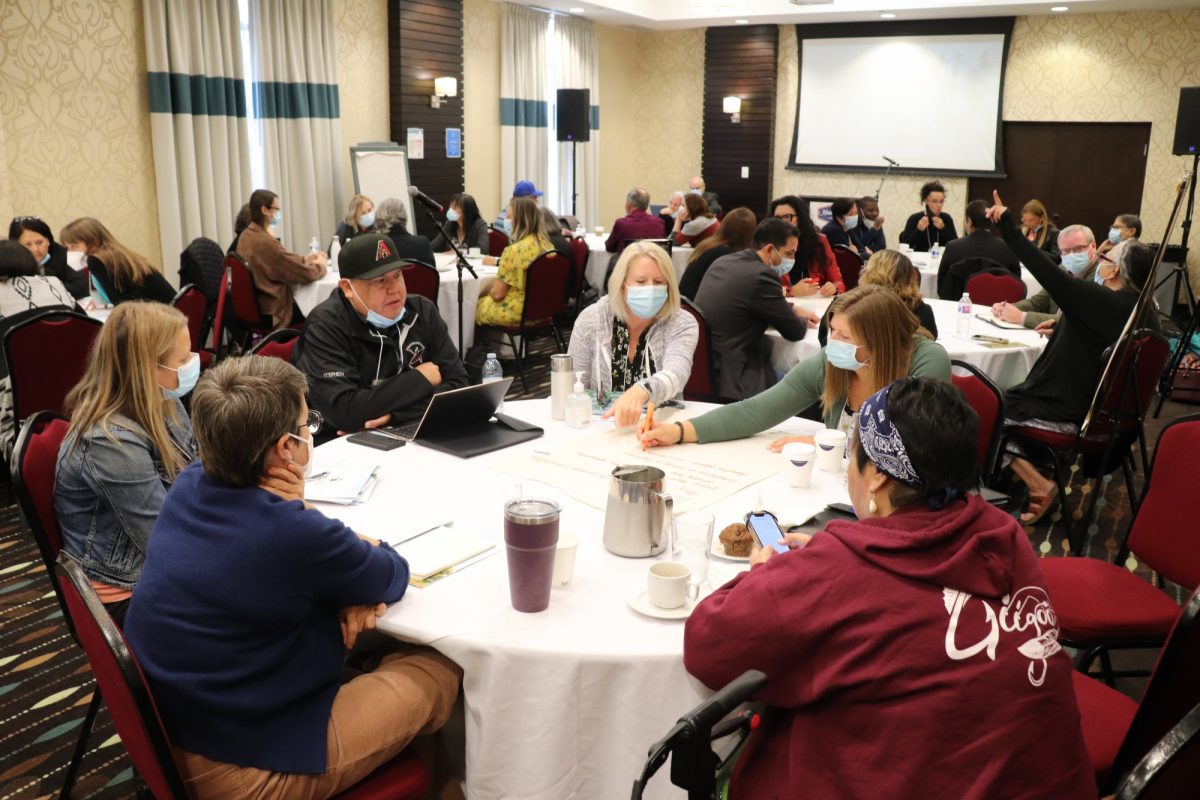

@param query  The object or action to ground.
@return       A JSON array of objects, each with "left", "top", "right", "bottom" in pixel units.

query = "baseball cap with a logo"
[{"left": 338, "top": 233, "right": 429, "bottom": 280}]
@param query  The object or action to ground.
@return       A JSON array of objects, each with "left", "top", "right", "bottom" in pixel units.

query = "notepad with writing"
[
  {"left": 975, "top": 313, "right": 1026, "bottom": 330},
  {"left": 394, "top": 527, "right": 496, "bottom": 582}
]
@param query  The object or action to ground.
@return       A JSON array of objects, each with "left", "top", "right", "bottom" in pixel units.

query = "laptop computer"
[{"left": 378, "top": 378, "right": 543, "bottom": 457}]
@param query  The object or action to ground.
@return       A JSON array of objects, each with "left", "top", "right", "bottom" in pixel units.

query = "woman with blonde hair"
[
  {"left": 60, "top": 217, "right": 176, "bottom": 305},
  {"left": 1020, "top": 199, "right": 1061, "bottom": 264},
  {"left": 54, "top": 302, "right": 198, "bottom": 624},
  {"left": 334, "top": 193, "right": 376, "bottom": 245},
  {"left": 568, "top": 241, "right": 698, "bottom": 427},
  {"left": 830, "top": 249, "right": 937, "bottom": 339},
  {"left": 640, "top": 284, "right": 951, "bottom": 449},
  {"left": 475, "top": 196, "right": 551, "bottom": 327}
]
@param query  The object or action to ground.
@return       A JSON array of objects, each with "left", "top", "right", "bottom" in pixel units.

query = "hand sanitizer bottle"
[{"left": 565, "top": 372, "right": 591, "bottom": 429}]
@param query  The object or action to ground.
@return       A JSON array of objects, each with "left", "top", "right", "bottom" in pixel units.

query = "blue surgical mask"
[
  {"left": 271, "top": 210, "right": 283, "bottom": 227},
  {"left": 446, "top": 208, "right": 460, "bottom": 223},
  {"left": 349, "top": 281, "right": 406, "bottom": 329},
  {"left": 826, "top": 339, "right": 867, "bottom": 371},
  {"left": 160, "top": 352, "right": 200, "bottom": 399},
  {"left": 501, "top": 218, "right": 513, "bottom": 236},
  {"left": 38, "top": 252, "right": 50, "bottom": 267},
  {"left": 1062, "top": 251, "right": 1090, "bottom": 276},
  {"left": 1094, "top": 264, "right": 1115, "bottom": 286},
  {"left": 690, "top": 188, "right": 702, "bottom": 195},
  {"left": 626, "top": 285, "right": 668, "bottom": 319},
  {"left": 1108, "top": 227, "right": 1122, "bottom": 245},
  {"left": 775, "top": 256, "right": 795, "bottom": 277},
  {"left": 358, "top": 211, "right": 376, "bottom": 229},
  {"left": 842, "top": 215, "right": 859, "bottom": 231}
]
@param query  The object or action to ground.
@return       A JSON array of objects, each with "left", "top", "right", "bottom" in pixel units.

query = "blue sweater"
[{"left": 124, "top": 462, "right": 409, "bottom": 773}]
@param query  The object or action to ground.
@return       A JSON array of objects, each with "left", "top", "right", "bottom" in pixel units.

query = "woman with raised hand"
[{"left": 60, "top": 217, "right": 176, "bottom": 306}]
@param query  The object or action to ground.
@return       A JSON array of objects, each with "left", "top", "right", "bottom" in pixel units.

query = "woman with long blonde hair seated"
[
  {"left": 819, "top": 249, "right": 937, "bottom": 343},
  {"left": 60, "top": 217, "right": 176, "bottom": 306},
  {"left": 640, "top": 284, "right": 951, "bottom": 450},
  {"left": 475, "top": 196, "right": 551, "bottom": 327}
]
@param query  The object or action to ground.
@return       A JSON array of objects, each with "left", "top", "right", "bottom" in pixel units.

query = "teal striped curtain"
[{"left": 500, "top": 4, "right": 550, "bottom": 216}]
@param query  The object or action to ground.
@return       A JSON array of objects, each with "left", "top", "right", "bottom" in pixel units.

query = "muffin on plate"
[{"left": 719, "top": 523, "right": 754, "bottom": 557}]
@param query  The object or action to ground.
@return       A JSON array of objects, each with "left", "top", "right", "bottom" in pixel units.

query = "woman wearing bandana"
[
  {"left": 684, "top": 378, "right": 1095, "bottom": 800},
  {"left": 639, "top": 284, "right": 950, "bottom": 450}
]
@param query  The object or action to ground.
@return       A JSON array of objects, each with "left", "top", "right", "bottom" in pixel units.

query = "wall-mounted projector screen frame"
[
  {"left": 350, "top": 144, "right": 416, "bottom": 233},
  {"left": 788, "top": 18, "right": 1015, "bottom": 179}
]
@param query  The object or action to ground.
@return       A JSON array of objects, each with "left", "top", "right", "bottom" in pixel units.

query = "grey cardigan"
[{"left": 567, "top": 296, "right": 698, "bottom": 403}]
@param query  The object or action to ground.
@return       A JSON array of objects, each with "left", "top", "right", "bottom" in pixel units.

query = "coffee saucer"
[{"left": 626, "top": 589, "right": 698, "bottom": 620}]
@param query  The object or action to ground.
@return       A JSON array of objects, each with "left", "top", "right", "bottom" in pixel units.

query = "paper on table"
[
  {"left": 975, "top": 313, "right": 1026, "bottom": 330},
  {"left": 305, "top": 464, "right": 379, "bottom": 505},
  {"left": 394, "top": 527, "right": 495, "bottom": 581},
  {"left": 493, "top": 409, "right": 812, "bottom": 514}
]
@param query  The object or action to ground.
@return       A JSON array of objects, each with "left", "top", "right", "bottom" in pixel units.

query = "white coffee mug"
[
  {"left": 553, "top": 532, "right": 579, "bottom": 587},
  {"left": 647, "top": 561, "right": 697, "bottom": 609},
  {"left": 814, "top": 429, "right": 848, "bottom": 472},
  {"left": 468, "top": 246, "right": 482, "bottom": 257},
  {"left": 781, "top": 442, "right": 817, "bottom": 488}
]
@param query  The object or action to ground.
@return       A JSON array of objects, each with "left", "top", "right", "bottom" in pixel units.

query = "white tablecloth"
[
  {"left": 312, "top": 400, "right": 834, "bottom": 800},
  {"left": 583, "top": 234, "right": 693, "bottom": 295},
  {"left": 292, "top": 253, "right": 496, "bottom": 350},
  {"left": 770, "top": 297, "right": 1048, "bottom": 389},
  {"left": 907, "top": 251, "right": 1042, "bottom": 301}
]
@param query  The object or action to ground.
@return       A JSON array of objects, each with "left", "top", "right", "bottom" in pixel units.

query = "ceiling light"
[
  {"left": 735, "top": 19, "right": 749, "bottom": 24},
  {"left": 880, "top": 12, "right": 896, "bottom": 19},
  {"left": 568, "top": 6, "right": 585, "bottom": 12},
  {"left": 1050, "top": 5, "right": 1068, "bottom": 10}
]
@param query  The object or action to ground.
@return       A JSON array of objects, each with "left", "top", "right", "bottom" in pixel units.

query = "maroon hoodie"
[{"left": 684, "top": 495, "right": 1095, "bottom": 799}]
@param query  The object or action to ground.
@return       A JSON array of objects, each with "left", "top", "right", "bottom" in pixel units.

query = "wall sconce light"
[
  {"left": 431, "top": 76, "right": 457, "bottom": 108},
  {"left": 723, "top": 95, "right": 742, "bottom": 123}
]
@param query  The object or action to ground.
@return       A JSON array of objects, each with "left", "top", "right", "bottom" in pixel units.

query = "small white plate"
[
  {"left": 709, "top": 538, "right": 750, "bottom": 562},
  {"left": 626, "top": 589, "right": 697, "bottom": 620}
]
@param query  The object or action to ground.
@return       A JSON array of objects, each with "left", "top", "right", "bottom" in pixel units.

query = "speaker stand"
[
  {"left": 1155, "top": 153, "right": 1199, "bottom": 416},
  {"left": 570, "top": 140, "right": 579, "bottom": 220}
]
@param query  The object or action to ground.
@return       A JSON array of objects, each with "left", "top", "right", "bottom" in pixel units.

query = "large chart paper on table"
[{"left": 493, "top": 411, "right": 797, "bottom": 513}]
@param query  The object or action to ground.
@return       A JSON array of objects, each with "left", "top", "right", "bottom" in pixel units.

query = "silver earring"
[{"left": 868, "top": 494, "right": 878, "bottom": 515}]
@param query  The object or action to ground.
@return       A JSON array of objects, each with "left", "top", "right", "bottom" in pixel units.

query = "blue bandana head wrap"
[{"left": 857, "top": 384, "right": 962, "bottom": 510}]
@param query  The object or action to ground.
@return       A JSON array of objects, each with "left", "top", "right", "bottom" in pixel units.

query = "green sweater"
[{"left": 691, "top": 337, "right": 951, "bottom": 443}]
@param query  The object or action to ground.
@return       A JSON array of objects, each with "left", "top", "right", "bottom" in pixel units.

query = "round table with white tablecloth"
[
  {"left": 291, "top": 252, "right": 496, "bottom": 350},
  {"left": 583, "top": 234, "right": 693, "bottom": 295},
  {"left": 906, "top": 250, "right": 1042, "bottom": 301},
  {"left": 769, "top": 297, "right": 1048, "bottom": 389},
  {"left": 311, "top": 400, "right": 838, "bottom": 799}
]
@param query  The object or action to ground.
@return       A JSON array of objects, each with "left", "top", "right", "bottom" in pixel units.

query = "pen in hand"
[{"left": 640, "top": 401, "right": 655, "bottom": 451}]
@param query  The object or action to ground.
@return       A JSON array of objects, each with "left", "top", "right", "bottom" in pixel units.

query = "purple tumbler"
[{"left": 504, "top": 498, "right": 561, "bottom": 613}]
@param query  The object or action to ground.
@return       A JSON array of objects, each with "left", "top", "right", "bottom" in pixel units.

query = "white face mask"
[
  {"left": 287, "top": 430, "right": 314, "bottom": 479},
  {"left": 66, "top": 250, "right": 87, "bottom": 271}
]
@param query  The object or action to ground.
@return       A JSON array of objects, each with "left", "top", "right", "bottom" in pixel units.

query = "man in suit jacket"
[
  {"left": 688, "top": 176, "right": 723, "bottom": 217},
  {"left": 937, "top": 199, "right": 1021, "bottom": 299},
  {"left": 694, "top": 219, "right": 818, "bottom": 400}
]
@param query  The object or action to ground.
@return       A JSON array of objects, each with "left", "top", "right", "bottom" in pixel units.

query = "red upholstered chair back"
[
  {"left": 965, "top": 271, "right": 1026, "bottom": 305},
  {"left": 680, "top": 298, "right": 717, "bottom": 403},
  {"left": 210, "top": 266, "right": 231, "bottom": 362},
  {"left": 13, "top": 412, "right": 73, "bottom": 627},
  {"left": 832, "top": 246, "right": 861, "bottom": 291},
  {"left": 1089, "top": 330, "right": 1170, "bottom": 442},
  {"left": 223, "top": 253, "right": 269, "bottom": 328},
  {"left": 401, "top": 263, "right": 439, "bottom": 303},
  {"left": 170, "top": 284, "right": 208, "bottom": 353},
  {"left": 55, "top": 556, "right": 190, "bottom": 800},
  {"left": 3, "top": 308, "right": 101, "bottom": 428},
  {"left": 568, "top": 236, "right": 589, "bottom": 300},
  {"left": 1110, "top": 587, "right": 1200, "bottom": 789},
  {"left": 1124, "top": 414, "right": 1200, "bottom": 590},
  {"left": 521, "top": 252, "right": 571, "bottom": 324},
  {"left": 250, "top": 328, "right": 301, "bottom": 363},
  {"left": 488, "top": 228, "right": 510, "bottom": 257},
  {"left": 950, "top": 361, "right": 1004, "bottom": 478}
]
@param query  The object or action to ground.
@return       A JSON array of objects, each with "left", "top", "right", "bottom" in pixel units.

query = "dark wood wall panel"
[
  {"left": 388, "top": 0, "right": 465, "bottom": 238},
  {"left": 702, "top": 25, "right": 777, "bottom": 219}
]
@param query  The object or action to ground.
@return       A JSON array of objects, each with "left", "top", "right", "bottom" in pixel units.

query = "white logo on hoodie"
[{"left": 942, "top": 586, "right": 1061, "bottom": 687}]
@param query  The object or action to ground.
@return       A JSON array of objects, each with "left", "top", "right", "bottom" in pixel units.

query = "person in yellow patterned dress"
[{"left": 475, "top": 197, "right": 551, "bottom": 326}]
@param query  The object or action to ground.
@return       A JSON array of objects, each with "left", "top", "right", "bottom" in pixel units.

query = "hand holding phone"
[{"left": 746, "top": 510, "right": 789, "bottom": 554}]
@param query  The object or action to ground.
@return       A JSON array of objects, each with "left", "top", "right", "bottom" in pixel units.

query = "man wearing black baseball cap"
[{"left": 294, "top": 233, "right": 468, "bottom": 436}]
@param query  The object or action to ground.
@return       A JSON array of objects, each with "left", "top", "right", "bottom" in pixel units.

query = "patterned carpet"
[{"left": 0, "top": 328, "right": 1193, "bottom": 798}]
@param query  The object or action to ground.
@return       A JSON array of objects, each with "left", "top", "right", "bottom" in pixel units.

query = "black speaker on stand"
[{"left": 557, "top": 88, "right": 590, "bottom": 218}]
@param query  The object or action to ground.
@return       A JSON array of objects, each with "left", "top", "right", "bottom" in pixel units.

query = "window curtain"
[
  {"left": 552, "top": 15, "right": 599, "bottom": 229},
  {"left": 500, "top": 4, "right": 549, "bottom": 216},
  {"left": 251, "top": 0, "right": 343, "bottom": 254},
  {"left": 144, "top": 0, "right": 251, "bottom": 271}
]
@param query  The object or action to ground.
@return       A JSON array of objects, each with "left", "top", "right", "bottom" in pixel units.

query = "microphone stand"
[
  {"left": 421, "top": 207, "right": 477, "bottom": 359},
  {"left": 875, "top": 159, "right": 896, "bottom": 201}
]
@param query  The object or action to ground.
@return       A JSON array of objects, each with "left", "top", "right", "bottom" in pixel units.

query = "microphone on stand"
[
  {"left": 882, "top": 155, "right": 899, "bottom": 167},
  {"left": 408, "top": 186, "right": 445, "bottom": 216}
]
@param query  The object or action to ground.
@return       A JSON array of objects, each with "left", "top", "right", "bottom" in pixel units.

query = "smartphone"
[
  {"left": 745, "top": 511, "right": 789, "bottom": 554},
  {"left": 346, "top": 430, "right": 407, "bottom": 451},
  {"left": 826, "top": 502, "right": 856, "bottom": 516}
]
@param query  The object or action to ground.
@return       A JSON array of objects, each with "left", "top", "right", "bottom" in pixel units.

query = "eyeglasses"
[
  {"left": 302, "top": 410, "right": 323, "bottom": 435},
  {"left": 776, "top": 213, "right": 798, "bottom": 222}
]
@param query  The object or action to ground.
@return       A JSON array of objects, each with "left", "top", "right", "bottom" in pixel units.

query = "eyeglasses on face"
[{"left": 302, "top": 409, "right": 323, "bottom": 435}]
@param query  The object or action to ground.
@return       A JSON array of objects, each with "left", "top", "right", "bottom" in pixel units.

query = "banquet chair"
[
  {"left": 170, "top": 284, "right": 213, "bottom": 369},
  {"left": 13, "top": 411, "right": 102, "bottom": 800},
  {"left": 400, "top": 262, "right": 439, "bottom": 303},
  {"left": 1000, "top": 329, "right": 1169, "bottom": 553},
  {"left": 680, "top": 298, "right": 721, "bottom": 404},
  {"left": 250, "top": 328, "right": 301, "bottom": 363},
  {"left": 54, "top": 555, "right": 433, "bottom": 800},
  {"left": 950, "top": 360, "right": 1004, "bottom": 479},
  {"left": 1072, "top": 585, "right": 1200, "bottom": 794},
  {"left": 566, "top": 235, "right": 592, "bottom": 313},
  {"left": 223, "top": 253, "right": 273, "bottom": 352},
  {"left": 620, "top": 237, "right": 673, "bottom": 255},
  {"left": 1114, "top": 701, "right": 1200, "bottom": 800},
  {"left": 488, "top": 227, "right": 509, "bottom": 257},
  {"left": 476, "top": 251, "right": 570, "bottom": 392},
  {"left": 939, "top": 256, "right": 1019, "bottom": 301},
  {"left": 965, "top": 270, "right": 1027, "bottom": 306},
  {"left": 1040, "top": 413, "right": 1200, "bottom": 683},
  {"left": 831, "top": 245, "right": 861, "bottom": 291},
  {"left": 178, "top": 237, "right": 225, "bottom": 307},
  {"left": 209, "top": 267, "right": 231, "bottom": 362}
]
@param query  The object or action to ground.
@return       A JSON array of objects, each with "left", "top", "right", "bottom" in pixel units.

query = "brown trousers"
[{"left": 175, "top": 647, "right": 462, "bottom": 800}]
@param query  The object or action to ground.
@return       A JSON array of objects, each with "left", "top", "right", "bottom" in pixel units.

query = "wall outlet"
[{"left": 740, "top": 166, "right": 749, "bottom": 178}]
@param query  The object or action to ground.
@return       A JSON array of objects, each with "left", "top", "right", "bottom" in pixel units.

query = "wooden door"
[{"left": 968, "top": 122, "right": 1150, "bottom": 243}]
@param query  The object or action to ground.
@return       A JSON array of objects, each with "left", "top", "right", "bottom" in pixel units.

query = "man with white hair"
[
  {"left": 991, "top": 224, "right": 1099, "bottom": 329},
  {"left": 689, "top": 176, "right": 722, "bottom": 217},
  {"left": 658, "top": 190, "right": 685, "bottom": 236},
  {"left": 606, "top": 187, "right": 665, "bottom": 252}
]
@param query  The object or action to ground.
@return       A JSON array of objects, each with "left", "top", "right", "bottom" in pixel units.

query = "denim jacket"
[{"left": 54, "top": 399, "right": 195, "bottom": 589}]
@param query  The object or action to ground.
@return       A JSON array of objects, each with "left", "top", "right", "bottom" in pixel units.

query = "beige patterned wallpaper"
[
  {"left": 335, "top": 0, "right": 390, "bottom": 207},
  {"left": 0, "top": 0, "right": 163, "bottom": 269},
  {"left": 774, "top": 9, "right": 1200, "bottom": 280},
  {"left": 464, "top": 0, "right": 503, "bottom": 219}
]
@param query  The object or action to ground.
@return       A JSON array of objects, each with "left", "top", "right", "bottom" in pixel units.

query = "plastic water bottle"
[
  {"left": 309, "top": 236, "right": 321, "bottom": 256},
  {"left": 482, "top": 352, "right": 504, "bottom": 412},
  {"left": 957, "top": 292, "right": 972, "bottom": 336},
  {"left": 929, "top": 241, "right": 941, "bottom": 268}
]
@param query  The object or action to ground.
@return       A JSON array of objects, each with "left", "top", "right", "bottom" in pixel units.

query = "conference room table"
[
  {"left": 770, "top": 296, "right": 1049, "bottom": 389},
  {"left": 907, "top": 250, "right": 1042, "bottom": 300},
  {"left": 583, "top": 234, "right": 693, "bottom": 294},
  {"left": 292, "top": 252, "right": 497, "bottom": 350},
  {"left": 311, "top": 400, "right": 837, "bottom": 800}
]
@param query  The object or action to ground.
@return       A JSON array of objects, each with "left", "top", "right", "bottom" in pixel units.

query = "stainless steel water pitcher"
[{"left": 602, "top": 465, "right": 673, "bottom": 557}]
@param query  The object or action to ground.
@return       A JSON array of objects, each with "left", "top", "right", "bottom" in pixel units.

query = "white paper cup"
[
  {"left": 594, "top": 226, "right": 605, "bottom": 236},
  {"left": 814, "top": 429, "right": 848, "bottom": 472},
  {"left": 899, "top": 243, "right": 912, "bottom": 253},
  {"left": 647, "top": 561, "right": 697, "bottom": 609},
  {"left": 552, "top": 532, "right": 578, "bottom": 587},
  {"left": 781, "top": 442, "right": 817, "bottom": 488},
  {"left": 468, "top": 246, "right": 482, "bottom": 257}
]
